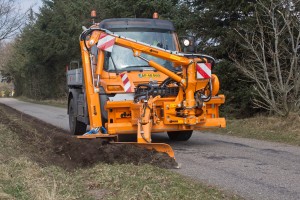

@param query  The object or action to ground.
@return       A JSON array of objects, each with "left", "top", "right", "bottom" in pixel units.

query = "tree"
[
  {"left": 98, "top": 0, "right": 178, "bottom": 19},
  {"left": 0, "top": 0, "right": 27, "bottom": 96},
  {"left": 3, "top": 0, "right": 191, "bottom": 99},
  {"left": 180, "top": 0, "right": 258, "bottom": 117},
  {"left": 231, "top": 0, "right": 300, "bottom": 116},
  {"left": 0, "top": 0, "right": 24, "bottom": 41},
  {"left": 4, "top": 0, "right": 96, "bottom": 99},
  {"left": 0, "top": 42, "right": 13, "bottom": 74}
]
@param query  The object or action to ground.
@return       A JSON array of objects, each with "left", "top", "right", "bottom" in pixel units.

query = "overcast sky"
[{"left": 16, "top": 0, "right": 43, "bottom": 13}]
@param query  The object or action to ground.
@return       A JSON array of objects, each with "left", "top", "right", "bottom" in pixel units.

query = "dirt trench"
[{"left": 0, "top": 104, "right": 177, "bottom": 169}]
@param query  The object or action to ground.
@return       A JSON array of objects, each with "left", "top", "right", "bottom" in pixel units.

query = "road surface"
[{"left": 1, "top": 98, "right": 300, "bottom": 200}]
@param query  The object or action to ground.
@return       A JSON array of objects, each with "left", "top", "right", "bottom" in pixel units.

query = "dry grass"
[
  {"left": 0, "top": 158, "right": 239, "bottom": 200},
  {"left": 0, "top": 125, "right": 89, "bottom": 200},
  {"left": 0, "top": 158, "right": 88, "bottom": 200},
  {"left": 82, "top": 164, "right": 239, "bottom": 200},
  {"left": 214, "top": 115, "right": 300, "bottom": 146}
]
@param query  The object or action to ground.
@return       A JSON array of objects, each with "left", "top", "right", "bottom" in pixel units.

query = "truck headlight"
[{"left": 183, "top": 39, "right": 190, "bottom": 47}]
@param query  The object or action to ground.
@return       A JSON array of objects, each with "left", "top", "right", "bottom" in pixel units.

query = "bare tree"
[
  {"left": 231, "top": 0, "right": 300, "bottom": 116},
  {"left": 0, "top": 42, "right": 13, "bottom": 69},
  {"left": 0, "top": 0, "right": 24, "bottom": 41},
  {"left": 0, "top": 0, "right": 27, "bottom": 82}
]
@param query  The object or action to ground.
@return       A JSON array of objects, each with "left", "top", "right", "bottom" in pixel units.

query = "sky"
[
  {"left": 0, "top": 0, "right": 43, "bottom": 42},
  {"left": 16, "top": 0, "right": 43, "bottom": 13}
]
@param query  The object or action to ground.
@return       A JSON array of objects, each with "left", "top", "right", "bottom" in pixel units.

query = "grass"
[
  {"left": 82, "top": 164, "right": 236, "bottom": 200},
  {"left": 213, "top": 115, "right": 300, "bottom": 146},
  {"left": 17, "top": 96, "right": 67, "bottom": 108},
  {"left": 0, "top": 118, "right": 240, "bottom": 199},
  {"left": 0, "top": 124, "right": 88, "bottom": 200},
  {"left": 0, "top": 159, "right": 91, "bottom": 200}
]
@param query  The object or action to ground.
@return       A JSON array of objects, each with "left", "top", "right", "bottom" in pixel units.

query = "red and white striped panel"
[
  {"left": 120, "top": 73, "right": 132, "bottom": 92},
  {"left": 196, "top": 63, "right": 212, "bottom": 79},
  {"left": 97, "top": 33, "right": 115, "bottom": 52}
]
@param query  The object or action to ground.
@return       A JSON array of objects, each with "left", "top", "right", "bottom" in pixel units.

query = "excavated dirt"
[{"left": 0, "top": 103, "right": 177, "bottom": 169}]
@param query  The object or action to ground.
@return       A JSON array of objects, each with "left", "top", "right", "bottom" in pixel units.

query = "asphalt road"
[{"left": 1, "top": 98, "right": 300, "bottom": 200}]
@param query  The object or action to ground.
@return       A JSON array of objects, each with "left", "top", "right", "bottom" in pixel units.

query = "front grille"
[{"left": 135, "top": 86, "right": 179, "bottom": 97}]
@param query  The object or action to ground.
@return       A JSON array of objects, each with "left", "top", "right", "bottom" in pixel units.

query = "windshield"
[{"left": 104, "top": 30, "right": 178, "bottom": 72}]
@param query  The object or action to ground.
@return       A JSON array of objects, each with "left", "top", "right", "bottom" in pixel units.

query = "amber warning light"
[
  {"left": 91, "top": 10, "right": 97, "bottom": 18},
  {"left": 91, "top": 10, "right": 97, "bottom": 24}
]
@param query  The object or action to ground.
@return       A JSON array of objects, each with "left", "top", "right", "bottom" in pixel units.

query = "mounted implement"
[{"left": 67, "top": 11, "right": 225, "bottom": 158}]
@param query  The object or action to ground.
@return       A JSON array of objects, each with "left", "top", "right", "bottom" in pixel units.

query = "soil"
[{"left": 0, "top": 104, "right": 177, "bottom": 169}]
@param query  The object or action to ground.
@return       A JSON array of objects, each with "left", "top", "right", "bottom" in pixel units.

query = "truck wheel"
[
  {"left": 167, "top": 130, "right": 193, "bottom": 141},
  {"left": 69, "top": 98, "right": 87, "bottom": 135}
]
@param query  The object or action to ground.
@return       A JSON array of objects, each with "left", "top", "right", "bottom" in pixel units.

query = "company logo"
[{"left": 138, "top": 74, "right": 160, "bottom": 78}]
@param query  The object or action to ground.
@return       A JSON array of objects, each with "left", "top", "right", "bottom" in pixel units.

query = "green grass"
[
  {"left": 82, "top": 164, "right": 234, "bottom": 200},
  {"left": 0, "top": 121, "right": 240, "bottom": 199},
  {"left": 0, "top": 158, "right": 91, "bottom": 200},
  {"left": 213, "top": 115, "right": 300, "bottom": 146},
  {"left": 17, "top": 96, "right": 67, "bottom": 108}
]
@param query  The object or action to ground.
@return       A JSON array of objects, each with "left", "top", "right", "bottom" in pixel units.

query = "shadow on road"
[{"left": 117, "top": 132, "right": 212, "bottom": 147}]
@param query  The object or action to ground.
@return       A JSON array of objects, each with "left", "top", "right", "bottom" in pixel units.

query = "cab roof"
[{"left": 98, "top": 18, "right": 175, "bottom": 31}]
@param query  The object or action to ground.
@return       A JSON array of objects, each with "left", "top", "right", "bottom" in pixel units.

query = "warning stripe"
[
  {"left": 97, "top": 33, "right": 115, "bottom": 52},
  {"left": 120, "top": 73, "right": 132, "bottom": 92},
  {"left": 121, "top": 73, "right": 127, "bottom": 82},
  {"left": 196, "top": 63, "right": 211, "bottom": 79},
  {"left": 123, "top": 77, "right": 129, "bottom": 85},
  {"left": 99, "top": 33, "right": 108, "bottom": 40}
]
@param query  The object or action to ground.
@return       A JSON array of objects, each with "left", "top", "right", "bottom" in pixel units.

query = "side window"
[{"left": 69, "top": 61, "right": 81, "bottom": 70}]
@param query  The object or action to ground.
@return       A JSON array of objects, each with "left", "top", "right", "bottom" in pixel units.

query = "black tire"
[
  {"left": 167, "top": 130, "right": 193, "bottom": 141},
  {"left": 69, "top": 98, "right": 87, "bottom": 135}
]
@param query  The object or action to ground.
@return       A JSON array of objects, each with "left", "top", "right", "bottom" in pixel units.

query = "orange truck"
[{"left": 67, "top": 12, "right": 225, "bottom": 158}]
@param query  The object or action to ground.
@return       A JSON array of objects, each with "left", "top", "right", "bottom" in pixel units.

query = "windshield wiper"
[{"left": 107, "top": 52, "right": 119, "bottom": 75}]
